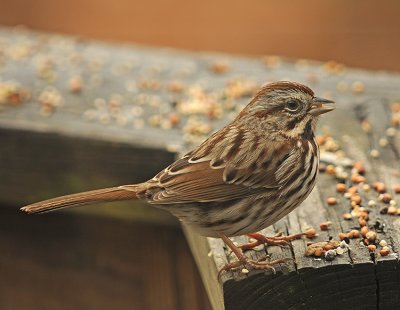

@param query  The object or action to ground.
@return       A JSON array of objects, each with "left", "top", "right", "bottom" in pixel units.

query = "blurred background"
[
  {"left": 1, "top": 0, "right": 400, "bottom": 71},
  {"left": 1, "top": 1, "right": 400, "bottom": 310}
]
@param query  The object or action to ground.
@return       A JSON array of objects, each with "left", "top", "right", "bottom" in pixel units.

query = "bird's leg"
[
  {"left": 239, "top": 232, "right": 304, "bottom": 251},
  {"left": 218, "top": 234, "right": 288, "bottom": 278}
]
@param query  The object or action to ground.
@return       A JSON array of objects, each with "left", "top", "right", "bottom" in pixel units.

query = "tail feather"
[{"left": 20, "top": 186, "right": 140, "bottom": 214}]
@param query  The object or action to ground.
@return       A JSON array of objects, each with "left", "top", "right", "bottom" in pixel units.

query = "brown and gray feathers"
[
  {"left": 20, "top": 187, "right": 140, "bottom": 214},
  {"left": 21, "top": 81, "right": 317, "bottom": 214},
  {"left": 123, "top": 127, "right": 311, "bottom": 205}
]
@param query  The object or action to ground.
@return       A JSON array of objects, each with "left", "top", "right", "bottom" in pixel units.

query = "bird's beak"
[{"left": 309, "top": 97, "right": 335, "bottom": 116}]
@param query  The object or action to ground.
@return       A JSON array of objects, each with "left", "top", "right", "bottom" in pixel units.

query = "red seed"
[
  {"left": 351, "top": 195, "right": 362, "bottom": 205},
  {"left": 360, "top": 226, "right": 369, "bottom": 237},
  {"left": 368, "top": 245, "right": 376, "bottom": 252},
  {"left": 372, "top": 182, "right": 386, "bottom": 193},
  {"left": 327, "top": 197, "right": 338, "bottom": 206},
  {"left": 380, "top": 193, "right": 393, "bottom": 203},
  {"left": 351, "top": 230, "right": 360, "bottom": 238},
  {"left": 319, "top": 221, "right": 332, "bottom": 231},
  {"left": 338, "top": 233, "right": 347, "bottom": 240},
  {"left": 169, "top": 113, "right": 181, "bottom": 126},
  {"left": 353, "top": 162, "right": 366, "bottom": 174},
  {"left": 358, "top": 218, "right": 367, "bottom": 227},
  {"left": 347, "top": 231, "right": 355, "bottom": 239},
  {"left": 359, "top": 211, "right": 369, "bottom": 221},
  {"left": 336, "top": 183, "right": 347, "bottom": 193},
  {"left": 380, "top": 248, "right": 390, "bottom": 256},
  {"left": 351, "top": 175, "right": 365, "bottom": 184},
  {"left": 316, "top": 135, "right": 327, "bottom": 146},
  {"left": 305, "top": 228, "right": 317, "bottom": 238},
  {"left": 342, "top": 213, "right": 352, "bottom": 220},
  {"left": 314, "top": 248, "right": 323, "bottom": 257},
  {"left": 348, "top": 186, "right": 358, "bottom": 195}
]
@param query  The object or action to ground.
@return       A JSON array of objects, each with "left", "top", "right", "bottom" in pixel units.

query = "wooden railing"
[{"left": 1, "top": 27, "right": 400, "bottom": 310}]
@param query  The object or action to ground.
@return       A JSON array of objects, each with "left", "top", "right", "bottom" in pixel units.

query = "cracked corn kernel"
[
  {"left": 379, "top": 240, "right": 388, "bottom": 247},
  {"left": 379, "top": 138, "right": 389, "bottom": 147},
  {"left": 351, "top": 81, "right": 365, "bottom": 93},
  {"left": 367, "top": 245, "right": 376, "bottom": 252},
  {"left": 344, "top": 192, "right": 352, "bottom": 199},
  {"left": 370, "top": 149, "right": 380, "bottom": 158},
  {"left": 366, "top": 231, "right": 377, "bottom": 241},
  {"left": 362, "top": 184, "right": 371, "bottom": 192},
  {"left": 386, "top": 127, "right": 396, "bottom": 137},
  {"left": 336, "top": 247, "right": 345, "bottom": 255},
  {"left": 387, "top": 206, "right": 397, "bottom": 215},
  {"left": 241, "top": 268, "right": 249, "bottom": 274},
  {"left": 325, "top": 165, "right": 336, "bottom": 175}
]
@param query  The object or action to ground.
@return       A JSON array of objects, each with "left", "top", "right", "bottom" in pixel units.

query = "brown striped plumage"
[{"left": 21, "top": 81, "right": 334, "bottom": 273}]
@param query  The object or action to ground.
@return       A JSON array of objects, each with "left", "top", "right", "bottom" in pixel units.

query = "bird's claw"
[
  {"left": 239, "top": 232, "right": 304, "bottom": 250},
  {"left": 217, "top": 256, "right": 289, "bottom": 279}
]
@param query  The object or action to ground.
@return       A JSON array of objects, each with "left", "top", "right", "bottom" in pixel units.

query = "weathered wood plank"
[{"left": 1, "top": 27, "right": 400, "bottom": 309}]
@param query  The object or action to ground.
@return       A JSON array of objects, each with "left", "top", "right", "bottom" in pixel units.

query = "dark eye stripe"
[{"left": 286, "top": 117, "right": 298, "bottom": 130}]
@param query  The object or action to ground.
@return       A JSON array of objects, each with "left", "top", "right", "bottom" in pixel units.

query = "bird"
[{"left": 21, "top": 81, "right": 335, "bottom": 274}]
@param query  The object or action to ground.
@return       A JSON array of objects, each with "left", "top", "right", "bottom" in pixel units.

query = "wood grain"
[{"left": 1, "top": 28, "right": 400, "bottom": 309}]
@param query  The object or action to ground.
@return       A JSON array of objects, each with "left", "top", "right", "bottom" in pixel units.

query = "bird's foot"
[
  {"left": 218, "top": 255, "right": 289, "bottom": 279},
  {"left": 218, "top": 233, "right": 291, "bottom": 279},
  {"left": 239, "top": 232, "right": 304, "bottom": 250}
]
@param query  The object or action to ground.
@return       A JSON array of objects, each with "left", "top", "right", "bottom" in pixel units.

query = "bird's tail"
[{"left": 20, "top": 185, "right": 141, "bottom": 214}]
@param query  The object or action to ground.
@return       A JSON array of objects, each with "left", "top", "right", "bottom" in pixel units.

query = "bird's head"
[{"left": 238, "top": 81, "right": 335, "bottom": 139}]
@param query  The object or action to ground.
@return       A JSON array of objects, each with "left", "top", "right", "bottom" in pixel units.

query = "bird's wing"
[{"left": 121, "top": 126, "right": 301, "bottom": 204}]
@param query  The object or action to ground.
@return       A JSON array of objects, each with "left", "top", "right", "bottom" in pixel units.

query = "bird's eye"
[{"left": 285, "top": 100, "right": 301, "bottom": 112}]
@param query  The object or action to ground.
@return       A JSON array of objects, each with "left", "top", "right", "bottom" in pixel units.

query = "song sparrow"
[{"left": 21, "top": 81, "right": 334, "bottom": 274}]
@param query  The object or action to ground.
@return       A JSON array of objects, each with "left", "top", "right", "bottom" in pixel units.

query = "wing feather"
[{"left": 121, "top": 127, "right": 302, "bottom": 205}]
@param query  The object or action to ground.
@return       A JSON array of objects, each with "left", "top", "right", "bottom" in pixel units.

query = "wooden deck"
[{"left": 1, "top": 27, "right": 400, "bottom": 309}]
